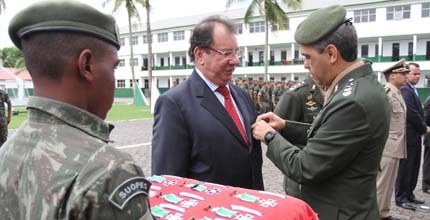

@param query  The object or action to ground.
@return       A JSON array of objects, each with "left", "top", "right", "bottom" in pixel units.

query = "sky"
[{"left": 0, "top": 0, "right": 248, "bottom": 48}]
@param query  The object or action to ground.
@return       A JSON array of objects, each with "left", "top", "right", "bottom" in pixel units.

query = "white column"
[
  {"left": 291, "top": 73, "right": 295, "bottom": 81},
  {"left": 243, "top": 46, "right": 248, "bottom": 67},
  {"left": 153, "top": 53, "right": 158, "bottom": 67},
  {"left": 186, "top": 51, "right": 190, "bottom": 67},
  {"left": 291, "top": 43, "right": 295, "bottom": 61},
  {"left": 378, "top": 37, "right": 382, "bottom": 62},
  {"left": 169, "top": 76, "right": 173, "bottom": 88},
  {"left": 413, "top": 35, "right": 417, "bottom": 60},
  {"left": 377, "top": 72, "right": 381, "bottom": 82},
  {"left": 169, "top": 52, "right": 173, "bottom": 67}
]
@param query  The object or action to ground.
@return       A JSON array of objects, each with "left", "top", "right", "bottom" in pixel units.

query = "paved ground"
[
  {"left": 109, "top": 118, "right": 430, "bottom": 219},
  {"left": 9, "top": 117, "right": 430, "bottom": 219}
]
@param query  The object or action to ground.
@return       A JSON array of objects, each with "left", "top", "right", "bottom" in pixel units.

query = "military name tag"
[{"left": 109, "top": 177, "right": 151, "bottom": 210}]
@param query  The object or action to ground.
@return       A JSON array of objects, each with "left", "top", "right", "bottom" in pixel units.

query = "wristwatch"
[{"left": 264, "top": 131, "right": 277, "bottom": 144}]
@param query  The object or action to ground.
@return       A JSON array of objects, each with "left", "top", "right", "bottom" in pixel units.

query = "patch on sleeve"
[{"left": 109, "top": 177, "right": 152, "bottom": 210}]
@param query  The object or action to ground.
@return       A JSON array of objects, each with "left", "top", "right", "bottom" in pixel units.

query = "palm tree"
[
  {"left": 0, "top": 0, "right": 6, "bottom": 14},
  {"left": 226, "top": 0, "right": 301, "bottom": 81},
  {"left": 103, "top": 0, "right": 151, "bottom": 106}
]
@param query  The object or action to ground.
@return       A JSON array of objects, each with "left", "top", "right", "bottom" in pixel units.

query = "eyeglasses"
[{"left": 204, "top": 47, "right": 242, "bottom": 59}]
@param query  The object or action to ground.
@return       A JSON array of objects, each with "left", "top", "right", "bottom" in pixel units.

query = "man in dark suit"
[
  {"left": 252, "top": 5, "right": 390, "bottom": 220},
  {"left": 423, "top": 96, "right": 430, "bottom": 194},
  {"left": 151, "top": 15, "right": 264, "bottom": 190},
  {"left": 395, "top": 62, "right": 427, "bottom": 210}
]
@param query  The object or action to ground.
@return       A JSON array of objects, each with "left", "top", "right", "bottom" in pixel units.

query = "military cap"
[
  {"left": 295, "top": 5, "right": 347, "bottom": 44},
  {"left": 382, "top": 59, "right": 410, "bottom": 75},
  {"left": 9, "top": 0, "right": 120, "bottom": 50}
]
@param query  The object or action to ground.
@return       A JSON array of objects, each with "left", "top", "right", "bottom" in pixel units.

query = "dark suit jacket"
[
  {"left": 400, "top": 83, "right": 426, "bottom": 147},
  {"left": 267, "top": 64, "right": 390, "bottom": 220},
  {"left": 424, "top": 96, "right": 430, "bottom": 146},
  {"left": 152, "top": 70, "right": 264, "bottom": 190}
]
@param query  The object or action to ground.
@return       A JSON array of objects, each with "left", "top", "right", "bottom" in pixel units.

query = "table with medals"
[{"left": 147, "top": 175, "right": 318, "bottom": 220}]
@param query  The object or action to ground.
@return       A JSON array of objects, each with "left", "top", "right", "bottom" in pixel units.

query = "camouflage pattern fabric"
[
  {"left": 0, "top": 96, "right": 152, "bottom": 220},
  {"left": 0, "top": 90, "right": 10, "bottom": 146}
]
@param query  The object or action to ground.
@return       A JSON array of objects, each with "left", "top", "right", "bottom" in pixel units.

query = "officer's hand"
[
  {"left": 251, "top": 120, "right": 275, "bottom": 141},
  {"left": 256, "top": 112, "right": 285, "bottom": 131},
  {"left": 427, "top": 126, "right": 430, "bottom": 133}
]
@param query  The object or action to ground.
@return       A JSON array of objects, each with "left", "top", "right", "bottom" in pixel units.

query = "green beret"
[
  {"left": 295, "top": 5, "right": 347, "bottom": 45},
  {"left": 9, "top": 0, "right": 120, "bottom": 50},
  {"left": 382, "top": 59, "right": 410, "bottom": 75}
]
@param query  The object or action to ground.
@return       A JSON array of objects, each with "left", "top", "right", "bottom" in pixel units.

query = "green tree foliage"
[
  {"left": 0, "top": 47, "right": 25, "bottom": 68},
  {"left": 226, "top": 0, "right": 301, "bottom": 81}
]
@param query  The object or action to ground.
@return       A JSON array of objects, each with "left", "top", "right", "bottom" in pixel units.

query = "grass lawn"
[{"left": 8, "top": 102, "right": 153, "bottom": 129}]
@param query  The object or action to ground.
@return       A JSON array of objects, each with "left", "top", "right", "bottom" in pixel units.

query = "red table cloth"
[{"left": 148, "top": 175, "right": 318, "bottom": 220}]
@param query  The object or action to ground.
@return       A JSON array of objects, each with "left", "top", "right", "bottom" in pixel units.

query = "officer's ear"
[
  {"left": 77, "top": 49, "right": 95, "bottom": 83},
  {"left": 325, "top": 44, "right": 338, "bottom": 64}
]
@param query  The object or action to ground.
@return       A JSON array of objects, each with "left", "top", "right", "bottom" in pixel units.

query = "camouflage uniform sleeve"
[{"left": 66, "top": 150, "right": 153, "bottom": 220}]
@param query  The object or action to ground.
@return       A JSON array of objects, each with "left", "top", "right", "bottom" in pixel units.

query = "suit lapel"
[{"left": 191, "top": 72, "right": 248, "bottom": 147}]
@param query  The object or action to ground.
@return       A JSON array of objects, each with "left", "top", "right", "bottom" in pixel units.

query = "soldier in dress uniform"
[
  {"left": 273, "top": 75, "right": 324, "bottom": 198},
  {"left": 0, "top": 88, "right": 11, "bottom": 147},
  {"left": 376, "top": 59, "right": 409, "bottom": 220},
  {"left": 252, "top": 5, "right": 390, "bottom": 220},
  {"left": 0, "top": 1, "right": 152, "bottom": 219}
]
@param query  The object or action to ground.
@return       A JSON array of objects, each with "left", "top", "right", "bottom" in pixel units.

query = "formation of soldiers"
[{"left": 235, "top": 79, "right": 296, "bottom": 113}]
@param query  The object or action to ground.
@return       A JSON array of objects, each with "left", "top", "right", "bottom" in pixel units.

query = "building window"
[
  {"left": 271, "top": 21, "right": 288, "bottom": 31},
  {"left": 387, "top": 5, "right": 411, "bottom": 20},
  {"left": 248, "top": 52, "right": 253, "bottom": 66},
  {"left": 392, "top": 43, "right": 400, "bottom": 61},
  {"left": 361, "top": 44, "right": 369, "bottom": 57},
  {"left": 158, "top": 32, "right": 168, "bottom": 42},
  {"left": 423, "top": 3, "right": 430, "bottom": 17},
  {"left": 130, "top": 58, "right": 138, "bottom": 66},
  {"left": 236, "top": 23, "right": 243, "bottom": 34},
  {"left": 249, "top": 21, "right": 265, "bottom": 33},
  {"left": 173, "top": 31, "right": 184, "bottom": 41},
  {"left": 426, "top": 41, "right": 430, "bottom": 60},
  {"left": 119, "top": 37, "right": 125, "bottom": 46},
  {"left": 353, "top": 9, "right": 376, "bottom": 23},
  {"left": 182, "top": 57, "right": 186, "bottom": 66},
  {"left": 270, "top": 50, "right": 274, "bottom": 65},
  {"left": 142, "top": 35, "right": 148, "bottom": 44},
  {"left": 119, "top": 59, "right": 125, "bottom": 67},
  {"left": 175, "top": 56, "right": 180, "bottom": 65},
  {"left": 408, "top": 42, "right": 413, "bottom": 61},
  {"left": 258, "top": 51, "right": 264, "bottom": 65},
  {"left": 144, "top": 79, "right": 149, "bottom": 89},
  {"left": 142, "top": 58, "right": 148, "bottom": 70},
  {"left": 281, "top": 50, "right": 287, "bottom": 61},
  {"left": 117, "top": 79, "right": 125, "bottom": 88},
  {"left": 130, "top": 36, "right": 138, "bottom": 45},
  {"left": 130, "top": 79, "right": 139, "bottom": 87},
  {"left": 375, "top": 44, "right": 379, "bottom": 57},
  {"left": 160, "top": 58, "right": 165, "bottom": 66}
]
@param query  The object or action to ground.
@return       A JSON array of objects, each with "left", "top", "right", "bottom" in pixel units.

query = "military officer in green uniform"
[
  {"left": 258, "top": 83, "right": 271, "bottom": 113},
  {"left": 0, "top": 1, "right": 152, "bottom": 219},
  {"left": 252, "top": 5, "right": 390, "bottom": 220},
  {"left": 0, "top": 89, "right": 11, "bottom": 147},
  {"left": 274, "top": 76, "right": 324, "bottom": 198}
]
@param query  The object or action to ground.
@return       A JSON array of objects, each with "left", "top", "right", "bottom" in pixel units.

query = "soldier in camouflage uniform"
[
  {"left": 0, "top": 89, "right": 11, "bottom": 147},
  {"left": 274, "top": 76, "right": 324, "bottom": 198},
  {"left": 258, "top": 82, "right": 271, "bottom": 113},
  {"left": 0, "top": 1, "right": 152, "bottom": 219}
]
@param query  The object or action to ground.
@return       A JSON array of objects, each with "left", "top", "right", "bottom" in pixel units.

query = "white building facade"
[{"left": 115, "top": 0, "right": 430, "bottom": 93}]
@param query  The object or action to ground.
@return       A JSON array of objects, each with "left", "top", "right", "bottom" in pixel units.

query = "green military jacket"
[
  {"left": 0, "top": 97, "right": 152, "bottom": 220},
  {"left": 274, "top": 77, "right": 324, "bottom": 198},
  {"left": 267, "top": 63, "right": 390, "bottom": 220},
  {"left": 275, "top": 77, "right": 324, "bottom": 146}
]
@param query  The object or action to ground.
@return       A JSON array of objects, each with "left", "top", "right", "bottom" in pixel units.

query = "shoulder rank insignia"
[
  {"left": 342, "top": 82, "right": 354, "bottom": 97},
  {"left": 384, "top": 87, "right": 391, "bottom": 94},
  {"left": 109, "top": 177, "right": 152, "bottom": 210},
  {"left": 306, "top": 100, "right": 316, "bottom": 107}
]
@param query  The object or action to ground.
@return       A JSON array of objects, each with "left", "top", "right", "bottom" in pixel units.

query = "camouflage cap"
[
  {"left": 294, "top": 5, "right": 347, "bottom": 45},
  {"left": 8, "top": 0, "right": 120, "bottom": 50},
  {"left": 382, "top": 59, "right": 410, "bottom": 75}
]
